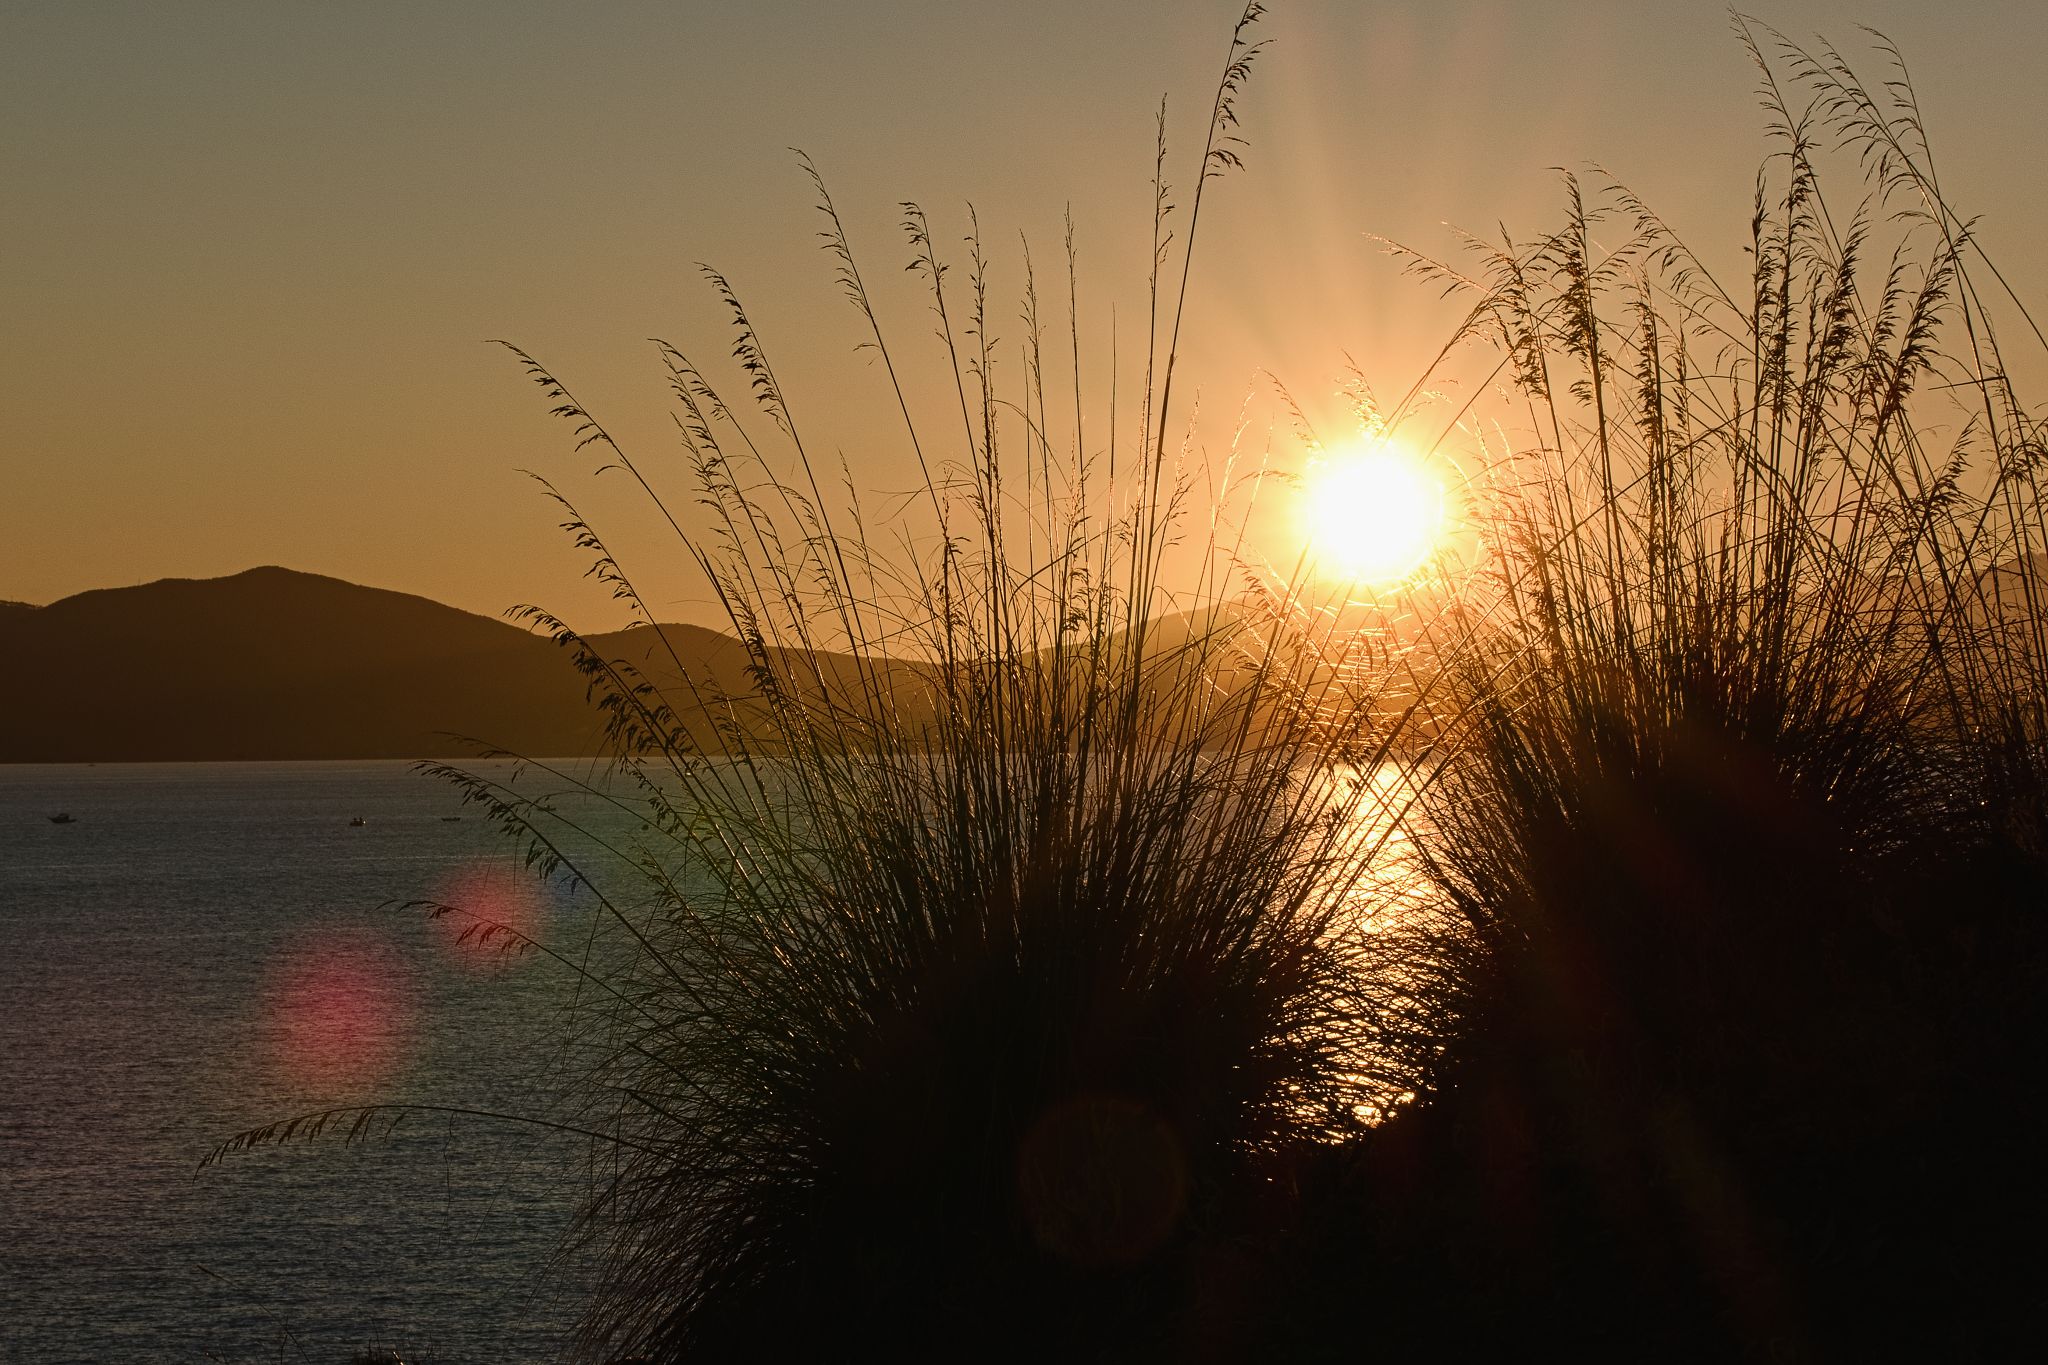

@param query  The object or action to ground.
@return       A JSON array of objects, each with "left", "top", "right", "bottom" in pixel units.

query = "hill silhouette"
[
  {"left": 0, "top": 568, "right": 1213, "bottom": 763},
  {"left": 0, "top": 567, "right": 1524, "bottom": 764},
  {"left": 0, "top": 568, "right": 789, "bottom": 763},
  {"left": 20, "top": 558, "right": 2019, "bottom": 764}
]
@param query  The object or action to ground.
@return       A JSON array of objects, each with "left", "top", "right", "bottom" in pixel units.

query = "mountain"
[
  {"left": 0, "top": 567, "right": 989, "bottom": 763},
  {"left": 0, "top": 568, "right": 619, "bottom": 762},
  {"left": 0, "top": 567, "right": 1453, "bottom": 763},
  {"left": 5, "top": 560, "right": 1684, "bottom": 763}
]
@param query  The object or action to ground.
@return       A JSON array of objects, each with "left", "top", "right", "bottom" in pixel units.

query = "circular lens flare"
[
  {"left": 265, "top": 932, "right": 415, "bottom": 1091},
  {"left": 431, "top": 861, "right": 547, "bottom": 971},
  {"left": 1306, "top": 445, "right": 1446, "bottom": 583}
]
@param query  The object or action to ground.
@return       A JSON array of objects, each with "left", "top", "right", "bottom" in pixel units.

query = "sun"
[{"left": 1304, "top": 441, "right": 1446, "bottom": 584}]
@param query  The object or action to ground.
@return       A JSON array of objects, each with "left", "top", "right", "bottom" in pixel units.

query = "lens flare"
[
  {"left": 1017, "top": 1093, "right": 1188, "bottom": 1268},
  {"left": 431, "top": 861, "right": 547, "bottom": 971},
  {"left": 265, "top": 932, "right": 415, "bottom": 1091}
]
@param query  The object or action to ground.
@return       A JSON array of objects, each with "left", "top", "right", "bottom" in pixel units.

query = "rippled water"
[{"left": 0, "top": 761, "right": 617, "bottom": 1363}]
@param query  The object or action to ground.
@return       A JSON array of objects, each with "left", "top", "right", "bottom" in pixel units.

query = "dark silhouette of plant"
[
  {"left": 1292, "top": 17, "right": 2048, "bottom": 1359},
  {"left": 205, "top": 13, "right": 2047, "bottom": 1362},
  {"left": 211, "top": 6, "right": 1446, "bottom": 1359}
]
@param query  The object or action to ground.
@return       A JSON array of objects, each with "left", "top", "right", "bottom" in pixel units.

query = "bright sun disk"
[{"left": 1306, "top": 445, "right": 1446, "bottom": 583}]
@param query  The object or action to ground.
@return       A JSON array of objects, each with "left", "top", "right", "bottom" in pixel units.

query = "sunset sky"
[{"left": 8, "top": 0, "right": 2044, "bottom": 631}]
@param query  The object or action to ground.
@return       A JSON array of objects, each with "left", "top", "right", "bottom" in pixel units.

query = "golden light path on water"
[{"left": 1318, "top": 761, "right": 1448, "bottom": 1127}]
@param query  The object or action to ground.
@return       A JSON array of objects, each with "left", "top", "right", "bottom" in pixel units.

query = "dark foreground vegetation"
[
  {"left": 215, "top": 9, "right": 2045, "bottom": 1360},
  {"left": 1277, "top": 21, "right": 2048, "bottom": 1356}
]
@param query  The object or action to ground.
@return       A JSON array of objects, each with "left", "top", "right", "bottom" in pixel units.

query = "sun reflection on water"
[{"left": 1315, "top": 761, "right": 1449, "bottom": 1128}]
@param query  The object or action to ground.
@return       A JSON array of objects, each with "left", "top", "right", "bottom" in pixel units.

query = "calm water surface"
[{"left": 0, "top": 761, "right": 627, "bottom": 1363}]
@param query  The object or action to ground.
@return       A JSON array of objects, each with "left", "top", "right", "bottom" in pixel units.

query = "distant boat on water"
[
  {"left": 47, "top": 813, "right": 75, "bottom": 824},
  {"left": 348, "top": 816, "right": 367, "bottom": 827},
  {"left": 440, "top": 815, "right": 462, "bottom": 822}
]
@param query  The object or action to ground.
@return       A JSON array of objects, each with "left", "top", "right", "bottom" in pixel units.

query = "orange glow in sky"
[{"left": 5, "top": 3, "right": 2043, "bottom": 628}]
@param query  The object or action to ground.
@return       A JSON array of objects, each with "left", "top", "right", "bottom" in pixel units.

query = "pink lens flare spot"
[
  {"left": 265, "top": 933, "right": 416, "bottom": 1091},
  {"left": 430, "top": 861, "right": 548, "bottom": 970}
]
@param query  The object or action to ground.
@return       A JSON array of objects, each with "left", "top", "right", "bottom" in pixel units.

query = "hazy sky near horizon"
[{"left": 7, "top": 1, "right": 2045, "bottom": 630}]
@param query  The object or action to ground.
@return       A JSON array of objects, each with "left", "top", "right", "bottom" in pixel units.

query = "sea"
[{"left": 0, "top": 760, "right": 632, "bottom": 1364}]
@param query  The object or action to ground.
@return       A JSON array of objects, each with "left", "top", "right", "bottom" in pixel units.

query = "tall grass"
[
  {"left": 203, "top": 11, "right": 2048, "bottom": 1360},
  {"left": 1315, "top": 18, "right": 2048, "bottom": 1357},
  {"left": 218, "top": 6, "right": 1444, "bottom": 1358}
]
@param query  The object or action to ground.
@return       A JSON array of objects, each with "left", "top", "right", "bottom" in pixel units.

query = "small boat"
[
  {"left": 440, "top": 815, "right": 462, "bottom": 823},
  {"left": 348, "top": 816, "right": 368, "bottom": 827},
  {"left": 48, "top": 812, "right": 76, "bottom": 825}
]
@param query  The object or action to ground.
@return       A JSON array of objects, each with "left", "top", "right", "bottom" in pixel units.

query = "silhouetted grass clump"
[
  {"left": 205, "top": 12, "right": 2048, "bottom": 1362},
  {"left": 1284, "top": 18, "right": 2048, "bottom": 1359},
  {"left": 403, "top": 7, "right": 1432, "bottom": 1359}
]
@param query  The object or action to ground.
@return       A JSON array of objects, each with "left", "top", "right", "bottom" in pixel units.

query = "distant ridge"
[
  {"left": 0, "top": 567, "right": 744, "bottom": 763},
  {"left": 0, "top": 566, "right": 1238, "bottom": 763},
  {"left": 15, "top": 558, "right": 2032, "bottom": 764}
]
